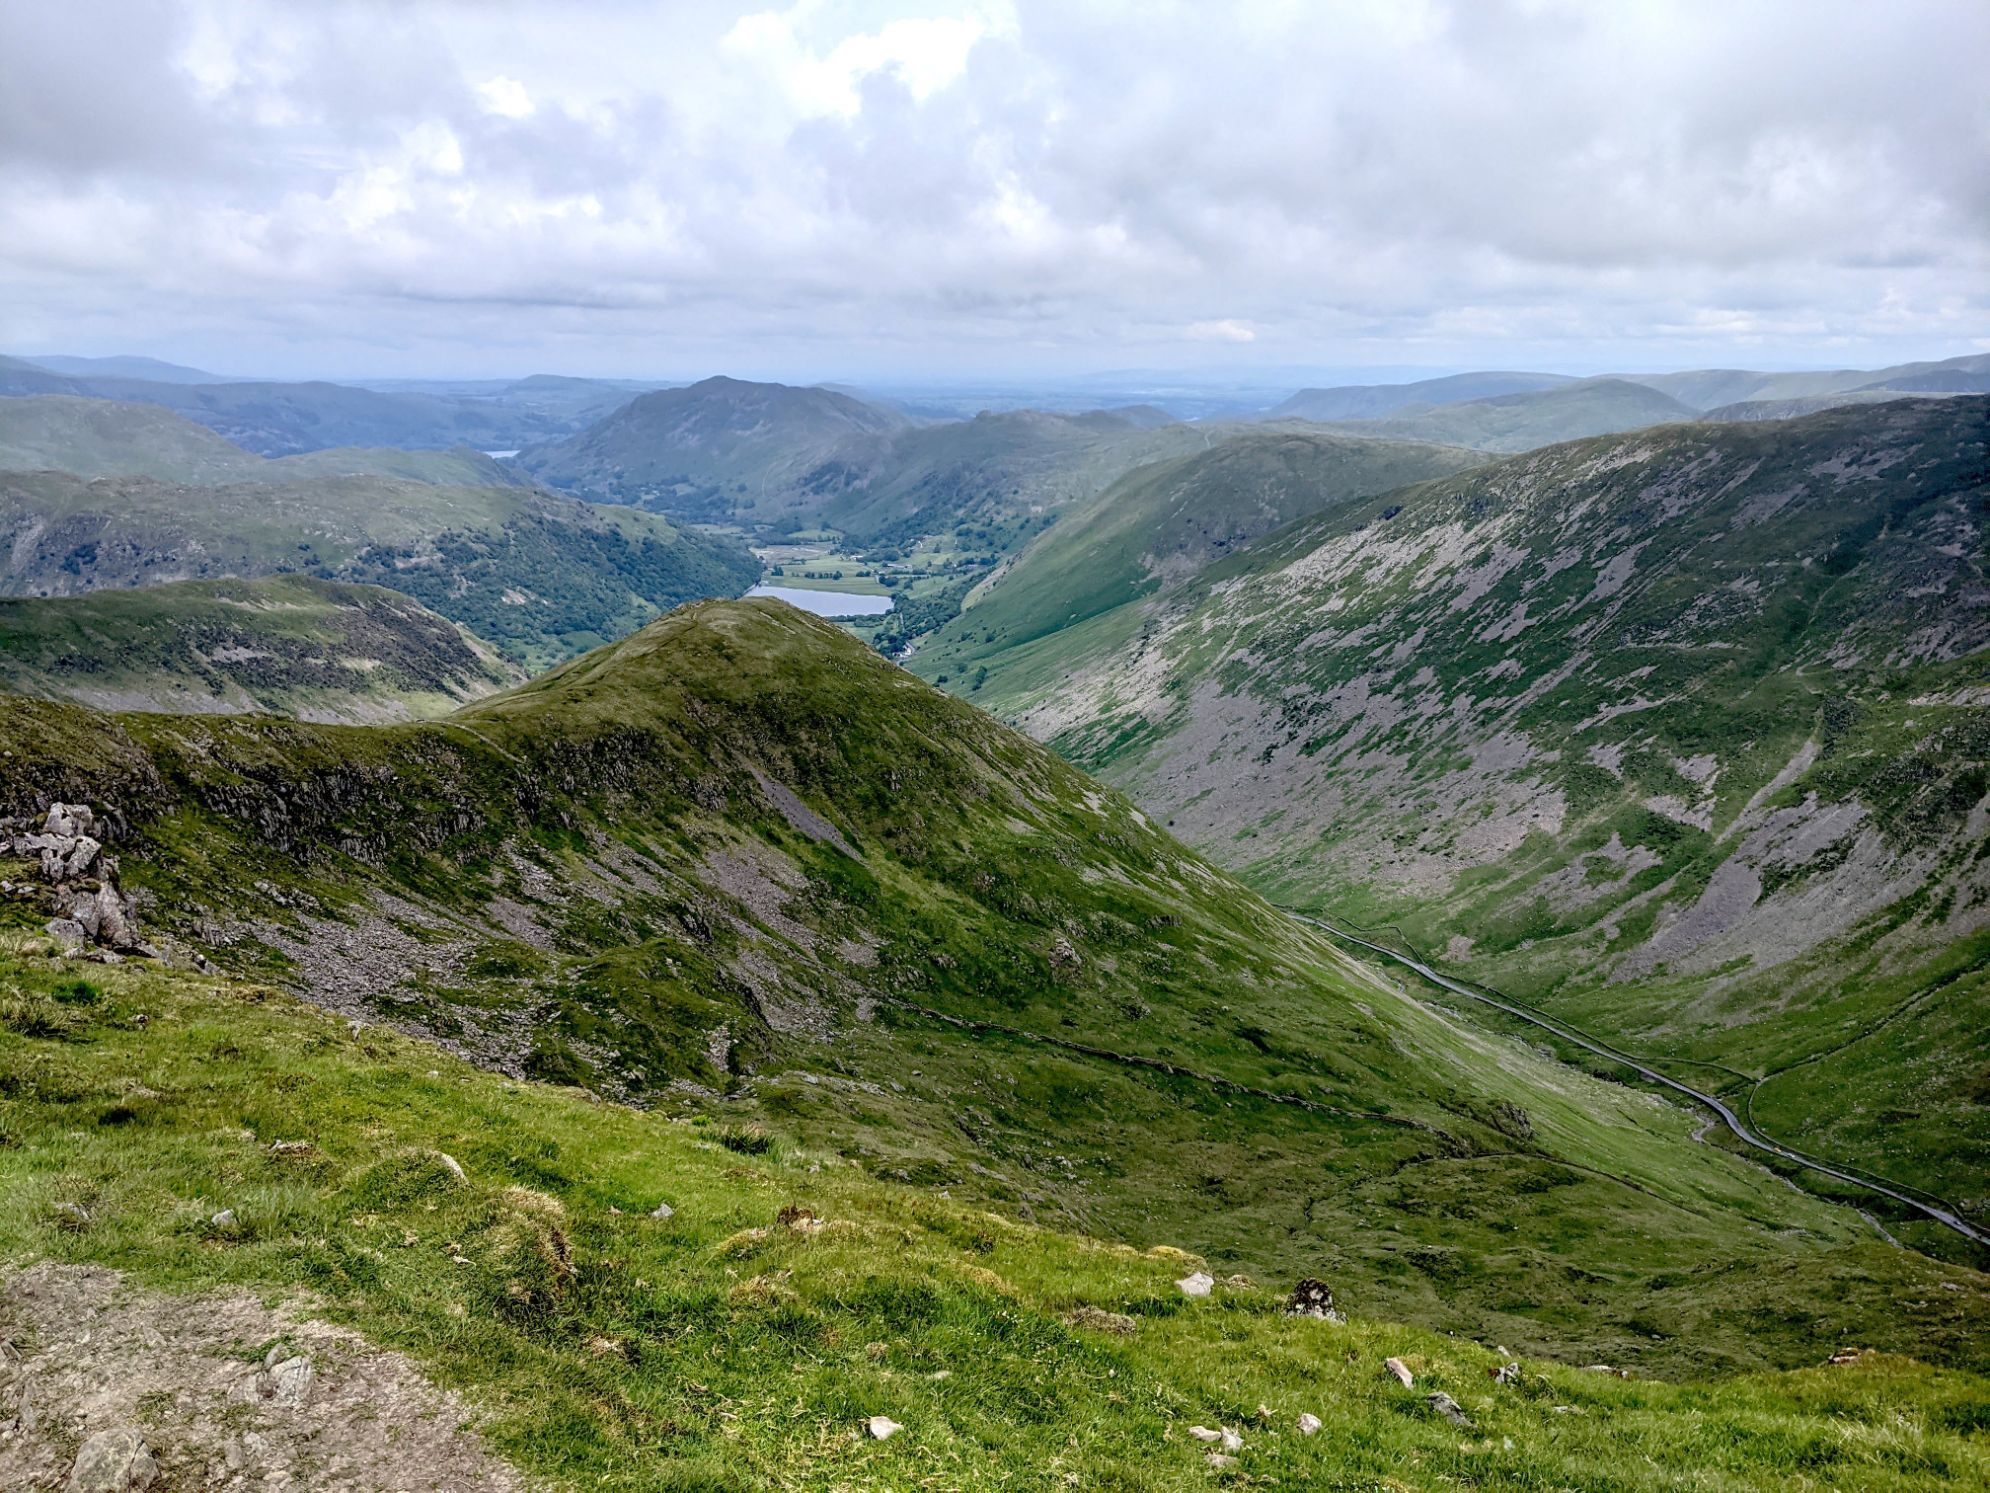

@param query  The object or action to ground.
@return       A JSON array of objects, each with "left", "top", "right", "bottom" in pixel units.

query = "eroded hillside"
[{"left": 954, "top": 397, "right": 1990, "bottom": 1213}]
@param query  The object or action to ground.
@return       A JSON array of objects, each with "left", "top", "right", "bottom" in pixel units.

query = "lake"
[{"left": 747, "top": 584, "right": 894, "bottom": 618}]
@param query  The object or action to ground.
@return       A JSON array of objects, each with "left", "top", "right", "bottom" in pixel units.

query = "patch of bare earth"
[{"left": 0, "top": 1262, "right": 533, "bottom": 1491}]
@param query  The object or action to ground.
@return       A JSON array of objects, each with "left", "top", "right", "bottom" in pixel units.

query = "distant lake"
[{"left": 747, "top": 584, "right": 893, "bottom": 617}]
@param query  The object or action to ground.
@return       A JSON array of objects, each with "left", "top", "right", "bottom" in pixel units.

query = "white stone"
[
  {"left": 258, "top": 1347, "right": 315, "bottom": 1406},
  {"left": 1384, "top": 1357, "right": 1413, "bottom": 1388},
  {"left": 64, "top": 1426, "right": 158, "bottom": 1492},
  {"left": 1297, "top": 1412, "right": 1322, "bottom": 1436},
  {"left": 1176, "top": 1271, "right": 1214, "bottom": 1297},
  {"left": 865, "top": 1415, "right": 902, "bottom": 1440}
]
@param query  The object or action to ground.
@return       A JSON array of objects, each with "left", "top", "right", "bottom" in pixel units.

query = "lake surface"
[{"left": 747, "top": 584, "right": 894, "bottom": 617}]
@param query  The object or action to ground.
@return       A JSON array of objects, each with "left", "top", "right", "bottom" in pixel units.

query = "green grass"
[
  {"left": 0, "top": 468, "right": 758, "bottom": 670},
  {"left": 3, "top": 598, "right": 1984, "bottom": 1383},
  {"left": 925, "top": 398, "right": 1990, "bottom": 1218},
  {"left": 0, "top": 574, "right": 520, "bottom": 722},
  {"left": 3, "top": 935, "right": 1986, "bottom": 1490}
]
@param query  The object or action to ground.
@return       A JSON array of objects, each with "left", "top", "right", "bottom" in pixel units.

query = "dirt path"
[{"left": 0, "top": 1262, "right": 533, "bottom": 1492}]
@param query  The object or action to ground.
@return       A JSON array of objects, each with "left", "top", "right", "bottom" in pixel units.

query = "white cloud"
[
  {"left": 0, "top": 0, "right": 1981, "bottom": 376},
  {"left": 1187, "top": 319, "right": 1256, "bottom": 344},
  {"left": 476, "top": 75, "right": 535, "bottom": 119}
]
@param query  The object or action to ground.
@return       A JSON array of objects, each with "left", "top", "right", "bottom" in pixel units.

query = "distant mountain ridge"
[
  {"left": 0, "top": 466, "right": 757, "bottom": 668},
  {"left": 22, "top": 352, "right": 231, "bottom": 384},
  {"left": 1267, "top": 370, "right": 1578, "bottom": 421},
  {"left": 0, "top": 574, "right": 522, "bottom": 723},
  {"left": 0, "top": 395, "right": 531, "bottom": 488},
  {"left": 520, "top": 374, "right": 914, "bottom": 521},
  {"left": 0, "top": 356, "right": 615, "bottom": 456},
  {"left": 1281, "top": 377, "right": 1699, "bottom": 453}
]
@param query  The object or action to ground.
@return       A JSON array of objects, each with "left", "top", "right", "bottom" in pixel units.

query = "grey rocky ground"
[{"left": 0, "top": 1263, "right": 531, "bottom": 1491}]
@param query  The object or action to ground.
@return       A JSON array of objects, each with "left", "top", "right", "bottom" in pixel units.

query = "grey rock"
[
  {"left": 1427, "top": 1391, "right": 1470, "bottom": 1427},
  {"left": 64, "top": 835, "right": 102, "bottom": 880},
  {"left": 65, "top": 1426, "right": 158, "bottom": 1491},
  {"left": 1297, "top": 1411, "right": 1322, "bottom": 1436},
  {"left": 94, "top": 884, "right": 139, "bottom": 950},
  {"left": 1177, "top": 1271, "right": 1215, "bottom": 1297},
  {"left": 650, "top": 1201, "right": 675, "bottom": 1220},
  {"left": 258, "top": 1346, "right": 315, "bottom": 1406},
  {"left": 1204, "top": 1452, "right": 1238, "bottom": 1469},
  {"left": 45, "top": 917, "right": 87, "bottom": 949},
  {"left": 209, "top": 1209, "right": 237, "bottom": 1229}
]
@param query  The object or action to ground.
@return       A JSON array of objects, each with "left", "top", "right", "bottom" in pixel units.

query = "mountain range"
[
  {"left": 6, "top": 597, "right": 1983, "bottom": 1378},
  {"left": 2, "top": 359, "right": 1988, "bottom": 1488},
  {"left": 920, "top": 396, "right": 1990, "bottom": 1216}
]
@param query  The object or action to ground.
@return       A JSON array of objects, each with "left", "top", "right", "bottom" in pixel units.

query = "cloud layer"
[{"left": 2, "top": 0, "right": 1984, "bottom": 377}]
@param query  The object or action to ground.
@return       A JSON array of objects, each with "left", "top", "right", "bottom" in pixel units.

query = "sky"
[{"left": 2, "top": 0, "right": 1986, "bottom": 382}]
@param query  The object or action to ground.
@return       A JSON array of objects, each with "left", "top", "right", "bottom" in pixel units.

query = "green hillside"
[
  {"left": 1301, "top": 378, "right": 1699, "bottom": 452},
  {"left": 0, "top": 575, "right": 521, "bottom": 722},
  {"left": 521, "top": 375, "right": 912, "bottom": 523},
  {"left": 0, "top": 395, "right": 267, "bottom": 482},
  {"left": 1268, "top": 371, "right": 1577, "bottom": 422},
  {"left": 0, "top": 468, "right": 758, "bottom": 668},
  {"left": 6, "top": 940, "right": 1985, "bottom": 1490},
  {"left": 0, "top": 395, "right": 530, "bottom": 487},
  {"left": 944, "top": 398, "right": 1990, "bottom": 1215},
  {"left": 914, "top": 430, "right": 1484, "bottom": 680},
  {"left": 3, "top": 599, "right": 1983, "bottom": 1382},
  {"left": 817, "top": 408, "right": 1212, "bottom": 546}
]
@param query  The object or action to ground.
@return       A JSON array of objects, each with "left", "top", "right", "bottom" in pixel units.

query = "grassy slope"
[
  {"left": 6, "top": 946, "right": 1987, "bottom": 1491},
  {"left": 816, "top": 411, "right": 1215, "bottom": 546},
  {"left": 1302, "top": 379, "right": 1700, "bottom": 453},
  {"left": 0, "top": 575, "right": 522, "bottom": 723},
  {"left": 0, "top": 600, "right": 1984, "bottom": 1381},
  {"left": 0, "top": 395, "right": 266, "bottom": 482},
  {"left": 0, "top": 394, "right": 536, "bottom": 487},
  {"left": 948, "top": 398, "right": 1990, "bottom": 1216},
  {"left": 521, "top": 377, "right": 911, "bottom": 524},
  {"left": 0, "top": 469, "right": 758, "bottom": 670},
  {"left": 912, "top": 430, "right": 1484, "bottom": 683}
]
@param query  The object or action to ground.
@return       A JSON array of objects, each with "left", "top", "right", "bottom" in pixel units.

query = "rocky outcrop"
[{"left": 2, "top": 802, "right": 147, "bottom": 957}]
